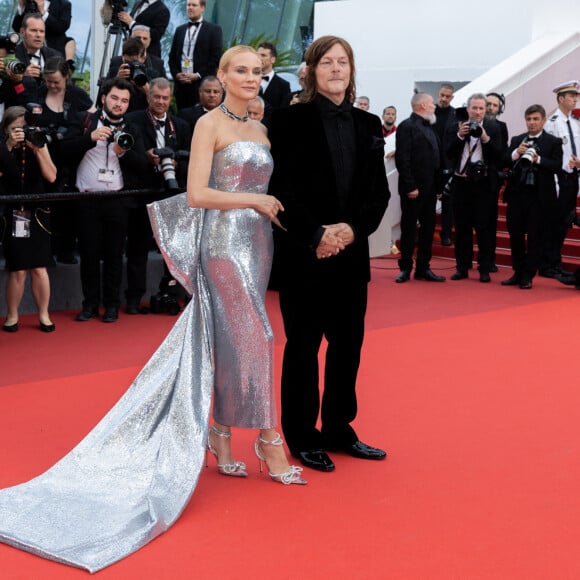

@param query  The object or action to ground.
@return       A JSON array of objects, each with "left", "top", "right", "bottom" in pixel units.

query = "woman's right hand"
[
  {"left": 252, "top": 194, "right": 284, "bottom": 222},
  {"left": 6, "top": 127, "right": 25, "bottom": 150}
]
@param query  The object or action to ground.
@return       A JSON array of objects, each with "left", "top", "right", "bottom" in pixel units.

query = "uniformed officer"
[{"left": 540, "top": 80, "right": 580, "bottom": 277}]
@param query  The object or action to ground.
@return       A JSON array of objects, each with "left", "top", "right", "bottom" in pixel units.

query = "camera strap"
[{"left": 458, "top": 138, "right": 480, "bottom": 176}]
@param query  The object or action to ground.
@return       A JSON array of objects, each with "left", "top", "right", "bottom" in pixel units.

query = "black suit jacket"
[
  {"left": 12, "top": 0, "right": 71, "bottom": 56},
  {"left": 268, "top": 101, "right": 390, "bottom": 283},
  {"left": 129, "top": 0, "right": 170, "bottom": 58},
  {"left": 60, "top": 110, "right": 148, "bottom": 194},
  {"left": 177, "top": 103, "right": 206, "bottom": 133},
  {"left": 503, "top": 131, "right": 562, "bottom": 203},
  {"left": 168, "top": 21, "right": 222, "bottom": 105},
  {"left": 126, "top": 109, "right": 192, "bottom": 190},
  {"left": 261, "top": 73, "right": 291, "bottom": 126},
  {"left": 395, "top": 112, "right": 441, "bottom": 197}
]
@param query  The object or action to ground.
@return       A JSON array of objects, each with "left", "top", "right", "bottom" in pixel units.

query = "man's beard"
[{"left": 103, "top": 104, "right": 124, "bottom": 122}]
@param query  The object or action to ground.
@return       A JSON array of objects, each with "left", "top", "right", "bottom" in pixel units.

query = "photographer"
[
  {"left": 105, "top": 37, "right": 151, "bottom": 113},
  {"left": 0, "top": 39, "right": 25, "bottom": 118},
  {"left": 501, "top": 104, "right": 563, "bottom": 289},
  {"left": 447, "top": 93, "right": 504, "bottom": 282},
  {"left": 125, "top": 77, "right": 191, "bottom": 314},
  {"left": 12, "top": 0, "right": 73, "bottom": 59},
  {"left": 61, "top": 78, "right": 148, "bottom": 323}
]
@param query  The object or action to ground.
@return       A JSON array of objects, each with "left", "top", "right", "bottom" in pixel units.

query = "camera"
[
  {"left": 465, "top": 160, "right": 487, "bottom": 182},
  {"left": 468, "top": 121, "right": 483, "bottom": 138},
  {"left": 1, "top": 54, "right": 26, "bottom": 77},
  {"left": 519, "top": 144, "right": 537, "bottom": 167},
  {"left": 0, "top": 33, "right": 26, "bottom": 79},
  {"left": 22, "top": 103, "right": 69, "bottom": 147},
  {"left": 153, "top": 147, "right": 190, "bottom": 192},
  {"left": 127, "top": 61, "right": 148, "bottom": 87},
  {"left": 149, "top": 291, "right": 181, "bottom": 315},
  {"left": 109, "top": 129, "right": 134, "bottom": 151},
  {"left": 101, "top": 0, "right": 129, "bottom": 28}
]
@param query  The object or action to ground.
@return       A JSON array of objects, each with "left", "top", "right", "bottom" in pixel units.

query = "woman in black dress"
[{"left": 1, "top": 106, "right": 58, "bottom": 332}]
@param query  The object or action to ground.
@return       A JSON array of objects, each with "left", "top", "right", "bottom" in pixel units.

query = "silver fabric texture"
[{"left": 0, "top": 141, "right": 274, "bottom": 572}]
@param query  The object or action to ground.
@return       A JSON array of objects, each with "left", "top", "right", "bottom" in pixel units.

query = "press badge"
[
  {"left": 12, "top": 209, "right": 31, "bottom": 238},
  {"left": 98, "top": 169, "right": 115, "bottom": 183},
  {"left": 182, "top": 57, "right": 193, "bottom": 74}
]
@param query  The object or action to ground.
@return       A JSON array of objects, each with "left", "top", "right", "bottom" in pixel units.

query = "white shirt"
[
  {"left": 261, "top": 71, "right": 275, "bottom": 93},
  {"left": 544, "top": 108, "right": 580, "bottom": 173}
]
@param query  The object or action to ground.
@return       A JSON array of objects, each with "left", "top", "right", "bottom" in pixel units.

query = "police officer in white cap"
[{"left": 540, "top": 80, "right": 580, "bottom": 277}]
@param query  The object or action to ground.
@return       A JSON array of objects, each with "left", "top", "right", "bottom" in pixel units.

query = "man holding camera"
[
  {"left": 447, "top": 93, "right": 504, "bottom": 282},
  {"left": 124, "top": 77, "right": 191, "bottom": 314},
  {"left": 61, "top": 78, "right": 147, "bottom": 323},
  {"left": 501, "top": 104, "right": 562, "bottom": 289}
]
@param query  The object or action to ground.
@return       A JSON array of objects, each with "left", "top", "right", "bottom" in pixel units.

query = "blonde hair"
[{"left": 219, "top": 45, "right": 260, "bottom": 72}]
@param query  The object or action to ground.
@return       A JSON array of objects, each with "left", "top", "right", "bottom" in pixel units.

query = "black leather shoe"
[
  {"left": 539, "top": 267, "right": 561, "bottom": 279},
  {"left": 102, "top": 307, "right": 119, "bottom": 323},
  {"left": 2, "top": 322, "right": 19, "bottom": 333},
  {"left": 479, "top": 272, "right": 491, "bottom": 283},
  {"left": 39, "top": 322, "right": 56, "bottom": 332},
  {"left": 75, "top": 307, "right": 99, "bottom": 322},
  {"left": 339, "top": 441, "right": 387, "bottom": 460},
  {"left": 490, "top": 264, "right": 499, "bottom": 273},
  {"left": 125, "top": 302, "right": 140, "bottom": 315},
  {"left": 441, "top": 237, "right": 452, "bottom": 246},
  {"left": 294, "top": 450, "right": 335, "bottom": 472},
  {"left": 501, "top": 274, "right": 520, "bottom": 286},
  {"left": 395, "top": 270, "right": 411, "bottom": 283},
  {"left": 414, "top": 269, "right": 446, "bottom": 282},
  {"left": 555, "top": 273, "right": 580, "bottom": 289},
  {"left": 451, "top": 270, "right": 468, "bottom": 280},
  {"left": 519, "top": 278, "right": 532, "bottom": 289}
]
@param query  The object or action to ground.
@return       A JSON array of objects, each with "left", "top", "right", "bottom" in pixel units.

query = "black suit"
[
  {"left": 124, "top": 109, "right": 191, "bottom": 304},
  {"left": 168, "top": 20, "right": 222, "bottom": 110},
  {"left": 435, "top": 105, "right": 457, "bottom": 240},
  {"left": 61, "top": 111, "right": 148, "bottom": 310},
  {"left": 395, "top": 112, "right": 441, "bottom": 273},
  {"left": 177, "top": 103, "right": 207, "bottom": 133},
  {"left": 503, "top": 131, "right": 562, "bottom": 280},
  {"left": 447, "top": 120, "right": 505, "bottom": 274},
  {"left": 260, "top": 73, "right": 291, "bottom": 126},
  {"left": 129, "top": 0, "right": 170, "bottom": 58},
  {"left": 269, "top": 100, "right": 389, "bottom": 453},
  {"left": 13, "top": 0, "right": 71, "bottom": 56}
]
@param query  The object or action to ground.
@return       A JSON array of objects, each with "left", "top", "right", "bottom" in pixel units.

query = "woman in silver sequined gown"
[{"left": 0, "top": 46, "right": 304, "bottom": 573}]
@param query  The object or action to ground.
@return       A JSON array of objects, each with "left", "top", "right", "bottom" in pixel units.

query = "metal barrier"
[{"left": 0, "top": 188, "right": 174, "bottom": 204}]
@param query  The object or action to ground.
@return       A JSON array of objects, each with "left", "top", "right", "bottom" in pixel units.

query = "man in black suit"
[
  {"left": 12, "top": 0, "right": 71, "bottom": 57},
  {"left": 177, "top": 75, "right": 223, "bottom": 133},
  {"left": 501, "top": 104, "right": 562, "bottom": 289},
  {"left": 116, "top": 0, "right": 170, "bottom": 59},
  {"left": 269, "top": 35, "right": 389, "bottom": 473},
  {"left": 447, "top": 93, "right": 505, "bottom": 282},
  {"left": 61, "top": 78, "right": 148, "bottom": 323},
  {"left": 258, "top": 42, "right": 291, "bottom": 126},
  {"left": 11, "top": 13, "right": 60, "bottom": 106},
  {"left": 395, "top": 92, "right": 445, "bottom": 283},
  {"left": 168, "top": 0, "right": 222, "bottom": 111},
  {"left": 124, "top": 78, "right": 191, "bottom": 313}
]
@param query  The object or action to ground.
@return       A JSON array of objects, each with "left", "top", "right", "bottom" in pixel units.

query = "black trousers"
[
  {"left": 279, "top": 276, "right": 367, "bottom": 453},
  {"left": 451, "top": 177, "right": 496, "bottom": 273},
  {"left": 541, "top": 173, "right": 579, "bottom": 270},
  {"left": 77, "top": 198, "right": 128, "bottom": 309},
  {"left": 440, "top": 194, "right": 454, "bottom": 239},
  {"left": 398, "top": 192, "right": 437, "bottom": 273},
  {"left": 125, "top": 204, "right": 153, "bottom": 304},
  {"left": 506, "top": 190, "right": 548, "bottom": 279}
]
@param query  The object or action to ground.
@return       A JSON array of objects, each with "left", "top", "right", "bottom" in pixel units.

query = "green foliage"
[{"left": 226, "top": 34, "right": 294, "bottom": 69}]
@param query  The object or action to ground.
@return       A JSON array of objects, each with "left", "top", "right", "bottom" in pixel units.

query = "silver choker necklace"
[{"left": 219, "top": 103, "right": 249, "bottom": 122}]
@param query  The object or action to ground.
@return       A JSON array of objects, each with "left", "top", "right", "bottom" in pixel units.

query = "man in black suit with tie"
[
  {"left": 395, "top": 92, "right": 445, "bottom": 283},
  {"left": 268, "top": 35, "right": 389, "bottom": 473},
  {"left": 116, "top": 0, "right": 170, "bottom": 59},
  {"left": 177, "top": 75, "right": 223, "bottom": 133},
  {"left": 447, "top": 93, "right": 505, "bottom": 282},
  {"left": 125, "top": 78, "right": 191, "bottom": 313},
  {"left": 501, "top": 104, "right": 562, "bottom": 289},
  {"left": 258, "top": 42, "right": 291, "bottom": 126},
  {"left": 168, "top": 0, "right": 222, "bottom": 111},
  {"left": 12, "top": 0, "right": 72, "bottom": 57}
]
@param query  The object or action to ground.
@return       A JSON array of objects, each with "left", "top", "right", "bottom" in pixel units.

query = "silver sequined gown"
[{"left": 0, "top": 141, "right": 275, "bottom": 572}]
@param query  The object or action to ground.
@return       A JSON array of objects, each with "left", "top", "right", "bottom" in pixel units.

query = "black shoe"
[
  {"left": 395, "top": 270, "right": 411, "bottom": 283},
  {"left": 294, "top": 449, "right": 335, "bottom": 472},
  {"left": 519, "top": 278, "right": 532, "bottom": 289},
  {"left": 414, "top": 269, "right": 446, "bottom": 282},
  {"left": 125, "top": 302, "right": 140, "bottom": 315},
  {"left": 501, "top": 274, "right": 521, "bottom": 286},
  {"left": 102, "top": 307, "right": 119, "bottom": 323},
  {"left": 2, "top": 322, "right": 19, "bottom": 333},
  {"left": 75, "top": 307, "right": 99, "bottom": 321},
  {"left": 490, "top": 264, "right": 498, "bottom": 273},
  {"left": 451, "top": 270, "right": 468, "bottom": 280},
  {"left": 539, "top": 267, "right": 561, "bottom": 279},
  {"left": 39, "top": 322, "right": 56, "bottom": 332},
  {"left": 335, "top": 441, "right": 387, "bottom": 460},
  {"left": 555, "top": 273, "right": 580, "bottom": 289},
  {"left": 479, "top": 272, "right": 491, "bottom": 283},
  {"left": 441, "top": 237, "right": 452, "bottom": 246}
]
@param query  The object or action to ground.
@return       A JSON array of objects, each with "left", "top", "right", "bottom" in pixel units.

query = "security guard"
[{"left": 540, "top": 80, "right": 580, "bottom": 277}]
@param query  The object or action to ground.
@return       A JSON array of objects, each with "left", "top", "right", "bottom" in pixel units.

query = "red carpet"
[{"left": 2, "top": 259, "right": 580, "bottom": 579}]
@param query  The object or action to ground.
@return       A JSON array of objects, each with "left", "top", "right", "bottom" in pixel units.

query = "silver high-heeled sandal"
[
  {"left": 206, "top": 425, "right": 248, "bottom": 477},
  {"left": 254, "top": 433, "right": 307, "bottom": 485}
]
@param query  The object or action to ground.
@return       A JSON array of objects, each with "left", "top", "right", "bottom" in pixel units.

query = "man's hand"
[
  {"left": 175, "top": 72, "right": 198, "bottom": 84},
  {"left": 406, "top": 189, "right": 419, "bottom": 199},
  {"left": 315, "top": 225, "right": 348, "bottom": 259},
  {"left": 116, "top": 11, "right": 134, "bottom": 27},
  {"left": 570, "top": 154, "right": 580, "bottom": 170},
  {"left": 91, "top": 126, "right": 113, "bottom": 143}
]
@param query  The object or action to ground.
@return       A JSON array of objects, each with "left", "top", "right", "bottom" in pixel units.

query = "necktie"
[{"left": 566, "top": 119, "right": 577, "bottom": 157}]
